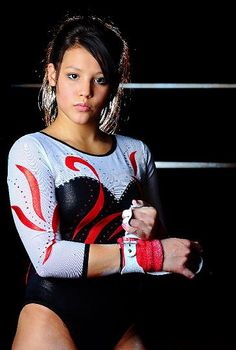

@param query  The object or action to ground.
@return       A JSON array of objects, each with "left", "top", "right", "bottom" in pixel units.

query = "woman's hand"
[
  {"left": 161, "top": 238, "right": 202, "bottom": 279},
  {"left": 122, "top": 199, "right": 158, "bottom": 240},
  {"left": 121, "top": 200, "right": 203, "bottom": 279}
]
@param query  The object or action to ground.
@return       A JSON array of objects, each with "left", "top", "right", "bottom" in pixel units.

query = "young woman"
[{"left": 8, "top": 15, "right": 202, "bottom": 349}]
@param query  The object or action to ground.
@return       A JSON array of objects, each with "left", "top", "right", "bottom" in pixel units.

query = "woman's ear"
[{"left": 47, "top": 63, "right": 57, "bottom": 87}]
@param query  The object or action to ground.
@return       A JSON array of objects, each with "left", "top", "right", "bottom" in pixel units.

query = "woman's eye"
[
  {"left": 95, "top": 77, "right": 107, "bottom": 85},
  {"left": 67, "top": 73, "right": 78, "bottom": 80}
]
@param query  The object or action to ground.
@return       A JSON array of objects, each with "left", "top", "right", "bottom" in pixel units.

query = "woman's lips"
[{"left": 74, "top": 103, "right": 91, "bottom": 112}]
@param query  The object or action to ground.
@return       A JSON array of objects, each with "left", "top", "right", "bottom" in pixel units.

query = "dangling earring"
[
  {"left": 38, "top": 82, "right": 57, "bottom": 126},
  {"left": 43, "top": 84, "right": 56, "bottom": 111}
]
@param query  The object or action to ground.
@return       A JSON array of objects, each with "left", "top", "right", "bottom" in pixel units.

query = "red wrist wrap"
[
  {"left": 136, "top": 239, "right": 163, "bottom": 272},
  {"left": 118, "top": 237, "right": 163, "bottom": 273}
]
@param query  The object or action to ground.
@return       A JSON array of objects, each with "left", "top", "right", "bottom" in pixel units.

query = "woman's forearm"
[{"left": 88, "top": 244, "right": 121, "bottom": 277}]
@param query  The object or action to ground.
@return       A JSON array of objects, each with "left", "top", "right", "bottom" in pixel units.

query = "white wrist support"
[
  {"left": 120, "top": 235, "right": 145, "bottom": 274},
  {"left": 120, "top": 204, "right": 145, "bottom": 274}
]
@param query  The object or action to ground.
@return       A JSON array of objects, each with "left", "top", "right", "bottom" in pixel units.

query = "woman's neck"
[{"left": 42, "top": 118, "right": 112, "bottom": 155}]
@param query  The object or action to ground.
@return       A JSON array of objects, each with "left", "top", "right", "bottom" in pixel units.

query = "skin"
[
  {"left": 122, "top": 199, "right": 159, "bottom": 240},
  {"left": 122, "top": 199, "right": 201, "bottom": 279},
  {"left": 12, "top": 45, "right": 201, "bottom": 349},
  {"left": 114, "top": 326, "right": 146, "bottom": 350},
  {"left": 12, "top": 304, "right": 78, "bottom": 350},
  {"left": 46, "top": 45, "right": 112, "bottom": 155}
]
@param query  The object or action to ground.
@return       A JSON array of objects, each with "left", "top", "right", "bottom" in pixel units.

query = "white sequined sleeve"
[{"left": 7, "top": 135, "right": 88, "bottom": 278}]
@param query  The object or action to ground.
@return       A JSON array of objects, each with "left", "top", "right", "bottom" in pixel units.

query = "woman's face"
[{"left": 48, "top": 45, "right": 110, "bottom": 127}]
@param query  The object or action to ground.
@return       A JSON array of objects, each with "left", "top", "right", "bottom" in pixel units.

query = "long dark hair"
[{"left": 38, "top": 15, "right": 131, "bottom": 134}]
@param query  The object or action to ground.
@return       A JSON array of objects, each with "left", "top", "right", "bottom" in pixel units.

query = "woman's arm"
[
  {"left": 120, "top": 143, "right": 202, "bottom": 279},
  {"left": 7, "top": 135, "right": 120, "bottom": 278}
]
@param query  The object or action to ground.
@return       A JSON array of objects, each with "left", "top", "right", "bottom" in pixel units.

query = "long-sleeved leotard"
[
  {"left": 8, "top": 131, "right": 166, "bottom": 349},
  {"left": 8, "top": 131, "right": 161, "bottom": 278}
]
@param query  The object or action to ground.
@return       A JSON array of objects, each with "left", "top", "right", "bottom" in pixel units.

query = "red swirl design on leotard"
[
  {"left": 129, "top": 151, "right": 137, "bottom": 176},
  {"left": 16, "top": 165, "right": 46, "bottom": 222},
  {"left": 11, "top": 164, "right": 58, "bottom": 263},
  {"left": 65, "top": 156, "right": 105, "bottom": 240},
  {"left": 43, "top": 204, "right": 59, "bottom": 264},
  {"left": 66, "top": 156, "right": 125, "bottom": 242}
]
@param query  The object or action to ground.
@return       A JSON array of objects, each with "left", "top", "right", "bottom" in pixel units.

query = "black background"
[{"left": 2, "top": 1, "right": 236, "bottom": 349}]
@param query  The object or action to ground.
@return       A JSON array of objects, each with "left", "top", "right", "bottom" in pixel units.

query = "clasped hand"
[{"left": 122, "top": 199, "right": 202, "bottom": 279}]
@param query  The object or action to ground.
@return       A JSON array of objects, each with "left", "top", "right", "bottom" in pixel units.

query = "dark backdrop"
[{"left": 2, "top": 2, "right": 235, "bottom": 349}]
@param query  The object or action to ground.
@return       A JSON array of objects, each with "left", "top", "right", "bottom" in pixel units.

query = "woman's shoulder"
[
  {"left": 8, "top": 132, "right": 43, "bottom": 154},
  {"left": 115, "top": 133, "right": 151, "bottom": 152},
  {"left": 115, "top": 133, "right": 145, "bottom": 146}
]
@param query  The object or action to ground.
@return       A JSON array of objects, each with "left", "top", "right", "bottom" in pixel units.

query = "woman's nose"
[{"left": 79, "top": 80, "right": 92, "bottom": 98}]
